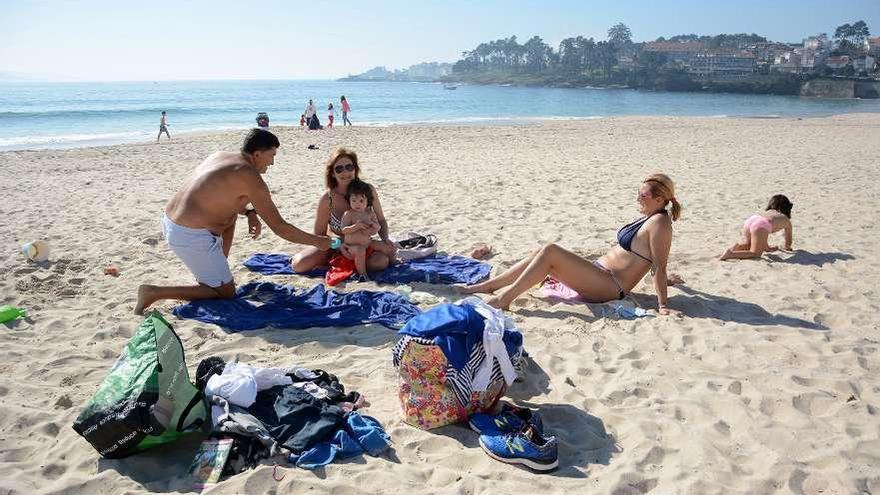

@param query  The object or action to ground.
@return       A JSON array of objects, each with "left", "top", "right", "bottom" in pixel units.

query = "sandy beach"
[{"left": 1, "top": 114, "right": 879, "bottom": 494}]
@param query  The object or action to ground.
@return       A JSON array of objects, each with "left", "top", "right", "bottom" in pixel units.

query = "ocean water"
[{"left": 2, "top": 79, "right": 879, "bottom": 150}]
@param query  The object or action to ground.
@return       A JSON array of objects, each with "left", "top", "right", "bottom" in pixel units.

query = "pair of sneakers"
[{"left": 469, "top": 404, "right": 558, "bottom": 472}]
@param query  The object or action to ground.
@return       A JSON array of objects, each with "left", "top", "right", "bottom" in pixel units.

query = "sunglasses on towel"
[{"left": 334, "top": 163, "right": 355, "bottom": 173}]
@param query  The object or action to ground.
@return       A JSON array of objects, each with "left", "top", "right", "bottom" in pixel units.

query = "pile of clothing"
[{"left": 196, "top": 357, "right": 391, "bottom": 473}]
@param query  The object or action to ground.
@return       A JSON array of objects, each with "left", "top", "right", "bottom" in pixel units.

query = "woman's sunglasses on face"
[{"left": 334, "top": 163, "right": 355, "bottom": 173}]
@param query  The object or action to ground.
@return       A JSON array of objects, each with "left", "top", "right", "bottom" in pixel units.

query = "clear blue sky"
[{"left": 1, "top": 0, "right": 877, "bottom": 81}]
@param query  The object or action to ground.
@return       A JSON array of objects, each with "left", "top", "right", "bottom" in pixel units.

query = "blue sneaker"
[
  {"left": 479, "top": 425, "right": 559, "bottom": 472},
  {"left": 468, "top": 404, "right": 543, "bottom": 435}
]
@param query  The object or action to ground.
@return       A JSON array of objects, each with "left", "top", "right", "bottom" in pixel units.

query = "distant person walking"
[
  {"left": 157, "top": 111, "right": 171, "bottom": 141},
  {"left": 341, "top": 96, "right": 352, "bottom": 126},
  {"left": 327, "top": 102, "right": 336, "bottom": 128},
  {"left": 304, "top": 99, "right": 317, "bottom": 127}
]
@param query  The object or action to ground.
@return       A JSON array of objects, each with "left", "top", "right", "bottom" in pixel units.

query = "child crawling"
[
  {"left": 341, "top": 180, "right": 381, "bottom": 279},
  {"left": 720, "top": 194, "right": 794, "bottom": 260}
]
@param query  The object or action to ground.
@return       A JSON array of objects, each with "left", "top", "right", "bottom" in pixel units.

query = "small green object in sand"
[{"left": 0, "top": 305, "right": 26, "bottom": 323}]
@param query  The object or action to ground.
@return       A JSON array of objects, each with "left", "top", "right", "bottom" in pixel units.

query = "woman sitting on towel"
[
  {"left": 292, "top": 148, "right": 396, "bottom": 272},
  {"left": 460, "top": 173, "right": 683, "bottom": 316}
]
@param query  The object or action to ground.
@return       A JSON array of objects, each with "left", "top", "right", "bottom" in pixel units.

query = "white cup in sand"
[{"left": 22, "top": 240, "right": 50, "bottom": 262}]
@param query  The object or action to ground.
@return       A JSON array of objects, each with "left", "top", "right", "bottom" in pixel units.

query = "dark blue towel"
[
  {"left": 172, "top": 282, "right": 421, "bottom": 331},
  {"left": 244, "top": 253, "right": 491, "bottom": 285},
  {"left": 291, "top": 412, "right": 391, "bottom": 470}
]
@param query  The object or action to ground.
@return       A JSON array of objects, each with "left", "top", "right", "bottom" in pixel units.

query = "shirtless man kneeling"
[{"left": 135, "top": 128, "right": 333, "bottom": 314}]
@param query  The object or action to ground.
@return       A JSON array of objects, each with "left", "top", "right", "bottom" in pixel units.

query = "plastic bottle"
[
  {"left": 0, "top": 305, "right": 27, "bottom": 323},
  {"left": 330, "top": 237, "right": 342, "bottom": 250},
  {"left": 21, "top": 240, "right": 50, "bottom": 262},
  {"left": 394, "top": 285, "right": 413, "bottom": 300},
  {"left": 409, "top": 291, "right": 445, "bottom": 305}
]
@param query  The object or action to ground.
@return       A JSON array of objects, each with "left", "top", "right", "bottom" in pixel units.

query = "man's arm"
[{"left": 245, "top": 171, "right": 330, "bottom": 250}]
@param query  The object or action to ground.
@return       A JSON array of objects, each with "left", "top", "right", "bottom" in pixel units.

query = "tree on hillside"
[
  {"left": 559, "top": 38, "right": 580, "bottom": 73},
  {"left": 835, "top": 21, "right": 871, "bottom": 52},
  {"left": 575, "top": 36, "right": 597, "bottom": 73},
  {"left": 608, "top": 23, "right": 633, "bottom": 48},
  {"left": 523, "top": 36, "right": 553, "bottom": 72},
  {"left": 595, "top": 41, "right": 618, "bottom": 78}
]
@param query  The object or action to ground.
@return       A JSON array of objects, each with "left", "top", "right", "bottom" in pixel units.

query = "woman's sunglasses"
[{"left": 334, "top": 163, "right": 355, "bottom": 173}]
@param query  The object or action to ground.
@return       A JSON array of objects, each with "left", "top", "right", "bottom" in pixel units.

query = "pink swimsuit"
[{"left": 743, "top": 214, "right": 772, "bottom": 234}]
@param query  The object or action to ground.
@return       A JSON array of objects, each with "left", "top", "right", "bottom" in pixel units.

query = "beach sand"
[{"left": 1, "top": 115, "right": 879, "bottom": 494}]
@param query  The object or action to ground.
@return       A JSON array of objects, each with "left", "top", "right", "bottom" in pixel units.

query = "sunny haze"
[{"left": 2, "top": 1, "right": 880, "bottom": 494}]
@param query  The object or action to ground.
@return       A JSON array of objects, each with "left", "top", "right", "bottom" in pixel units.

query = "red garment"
[{"left": 325, "top": 246, "right": 375, "bottom": 286}]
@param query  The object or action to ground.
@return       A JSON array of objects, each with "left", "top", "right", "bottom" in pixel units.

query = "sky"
[{"left": 1, "top": 0, "right": 878, "bottom": 81}]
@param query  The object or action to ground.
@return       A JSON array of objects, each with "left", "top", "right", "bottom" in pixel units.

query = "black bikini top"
[{"left": 617, "top": 210, "right": 666, "bottom": 263}]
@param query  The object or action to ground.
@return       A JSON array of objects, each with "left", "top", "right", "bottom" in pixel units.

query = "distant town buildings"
[
  {"left": 644, "top": 32, "right": 876, "bottom": 79},
  {"left": 689, "top": 50, "right": 756, "bottom": 79},
  {"left": 868, "top": 37, "right": 880, "bottom": 57}
]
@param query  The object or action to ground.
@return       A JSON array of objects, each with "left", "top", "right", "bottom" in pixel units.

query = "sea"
[{"left": 2, "top": 79, "right": 879, "bottom": 151}]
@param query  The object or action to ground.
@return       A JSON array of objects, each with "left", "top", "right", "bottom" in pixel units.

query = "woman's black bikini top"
[{"left": 617, "top": 210, "right": 666, "bottom": 264}]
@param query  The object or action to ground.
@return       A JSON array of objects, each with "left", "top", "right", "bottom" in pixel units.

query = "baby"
[
  {"left": 720, "top": 194, "right": 793, "bottom": 260},
  {"left": 340, "top": 180, "right": 380, "bottom": 279}
]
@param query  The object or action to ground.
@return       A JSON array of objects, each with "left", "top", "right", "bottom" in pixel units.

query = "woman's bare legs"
[
  {"left": 458, "top": 248, "right": 541, "bottom": 294},
  {"left": 292, "top": 246, "right": 334, "bottom": 272},
  {"left": 485, "top": 244, "right": 621, "bottom": 310},
  {"left": 366, "top": 251, "right": 390, "bottom": 271}
]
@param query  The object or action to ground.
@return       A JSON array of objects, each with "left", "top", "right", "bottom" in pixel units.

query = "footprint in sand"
[
  {"left": 714, "top": 420, "right": 731, "bottom": 435},
  {"left": 619, "top": 350, "right": 641, "bottom": 360},
  {"left": 759, "top": 397, "right": 777, "bottom": 416},
  {"left": 42, "top": 464, "right": 67, "bottom": 480},
  {"left": 636, "top": 446, "right": 665, "bottom": 471},
  {"left": 40, "top": 421, "right": 61, "bottom": 437},
  {"left": 792, "top": 391, "right": 839, "bottom": 417},
  {"left": 611, "top": 475, "right": 658, "bottom": 495}
]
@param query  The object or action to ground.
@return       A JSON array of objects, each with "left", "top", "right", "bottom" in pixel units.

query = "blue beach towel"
[
  {"left": 244, "top": 253, "right": 491, "bottom": 285},
  {"left": 291, "top": 412, "right": 391, "bottom": 470},
  {"left": 172, "top": 282, "right": 421, "bottom": 331}
]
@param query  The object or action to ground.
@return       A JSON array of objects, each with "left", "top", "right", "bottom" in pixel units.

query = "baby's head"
[
  {"left": 347, "top": 179, "right": 373, "bottom": 212},
  {"left": 766, "top": 194, "right": 793, "bottom": 218}
]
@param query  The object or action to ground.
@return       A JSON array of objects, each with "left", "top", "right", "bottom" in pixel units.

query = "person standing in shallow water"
[
  {"left": 304, "top": 99, "right": 317, "bottom": 127},
  {"left": 134, "top": 128, "right": 333, "bottom": 315},
  {"left": 157, "top": 111, "right": 171, "bottom": 141},
  {"left": 327, "top": 102, "right": 336, "bottom": 128},
  {"left": 340, "top": 96, "right": 352, "bottom": 126}
]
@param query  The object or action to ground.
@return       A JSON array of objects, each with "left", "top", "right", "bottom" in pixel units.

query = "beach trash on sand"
[
  {"left": 21, "top": 240, "right": 50, "bottom": 262},
  {"left": 0, "top": 305, "right": 27, "bottom": 323}
]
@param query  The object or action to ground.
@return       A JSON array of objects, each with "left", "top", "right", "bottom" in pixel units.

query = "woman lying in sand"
[
  {"left": 720, "top": 194, "right": 793, "bottom": 261},
  {"left": 292, "top": 148, "right": 396, "bottom": 273},
  {"left": 460, "top": 173, "right": 683, "bottom": 316}
]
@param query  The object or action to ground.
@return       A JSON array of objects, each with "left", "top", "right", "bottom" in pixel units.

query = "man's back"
[{"left": 166, "top": 152, "right": 256, "bottom": 234}]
